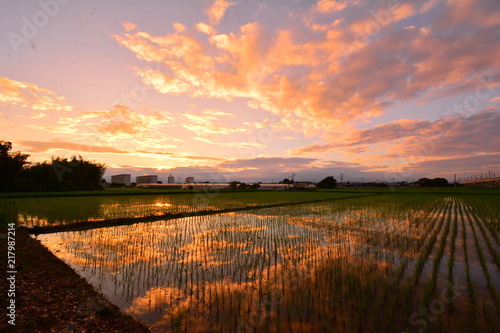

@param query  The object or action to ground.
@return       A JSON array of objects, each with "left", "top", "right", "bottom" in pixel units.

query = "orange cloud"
[
  {"left": 206, "top": 0, "right": 231, "bottom": 26},
  {"left": 0, "top": 77, "right": 72, "bottom": 113},
  {"left": 41, "top": 104, "right": 180, "bottom": 151},
  {"left": 181, "top": 108, "right": 250, "bottom": 138},
  {"left": 195, "top": 22, "right": 215, "bottom": 35},
  {"left": 392, "top": 3, "right": 417, "bottom": 22},
  {"left": 114, "top": 0, "right": 500, "bottom": 141},
  {"left": 17, "top": 140, "right": 128, "bottom": 154},
  {"left": 314, "top": 0, "right": 349, "bottom": 13},
  {"left": 135, "top": 150, "right": 225, "bottom": 162},
  {"left": 173, "top": 22, "right": 186, "bottom": 33},
  {"left": 122, "top": 22, "right": 137, "bottom": 32}
]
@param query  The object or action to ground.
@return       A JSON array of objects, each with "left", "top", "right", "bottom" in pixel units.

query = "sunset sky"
[{"left": 1, "top": 0, "right": 499, "bottom": 183}]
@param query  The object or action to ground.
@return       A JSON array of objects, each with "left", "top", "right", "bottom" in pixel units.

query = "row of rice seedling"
[
  {"left": 460, "top": 195, "right": 500, "bottom": 245},
  {"left": 446, "top": 200, "right": 459, "bottom": 302},
  {"left": 393, "top": 198, "right": 448, "bottom": 283},
  {"left": 36, "top": 193, "right": 499, "bottom": 332},
  {"left": 406, "top": 198, "right": 450, "bottom": 290},
  {"left": 421, "top": 198, "right": 453, "bottom": 309},
  {"left": 461, "top": 202, "right": 499, "bottom": 306},
  {"left": 460, "top": 198, "right": 500, "bottom": 270},
  {"left": 392, "top": 196, "right": 500, "bottom": 332}
]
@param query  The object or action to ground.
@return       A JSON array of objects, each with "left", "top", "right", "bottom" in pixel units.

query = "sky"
[{"left": 1, "top": 0, "right": 499, "bottom": 183}]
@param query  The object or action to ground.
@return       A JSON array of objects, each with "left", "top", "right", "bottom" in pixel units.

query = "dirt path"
[{"left": 0, "top": 227, "right": 150, "bottom": 332}]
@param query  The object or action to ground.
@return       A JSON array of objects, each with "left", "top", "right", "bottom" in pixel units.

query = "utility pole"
[
  {"left": 340, "top": 173, "right": 344, "bottom": 183},
  {"left": 454, "top": 173, "right": 456, "bottom": 188},
  {"left": 291, "top": 174, "right": 295, "bottom": 183}
]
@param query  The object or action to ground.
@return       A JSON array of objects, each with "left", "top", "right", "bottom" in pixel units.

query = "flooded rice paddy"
[
  {"left": 5, "top": 191, "right": 362, "bottom": 228},
  {"left": 7, "top": 192, "right": 500, "bottom": 332}
]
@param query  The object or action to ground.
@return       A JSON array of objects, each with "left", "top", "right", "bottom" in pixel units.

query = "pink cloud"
[
  {"left": 405, "top": 154, "right": 500, "bottom": 175},
  {"left": 392, "top": 109, "right": 500, "bottom": 158},
  {"left": 291, "top": 109, "right": 500, "bottom": 162}
]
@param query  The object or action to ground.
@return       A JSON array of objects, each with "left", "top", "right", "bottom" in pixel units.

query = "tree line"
[{"left": 0, "top": 141, "right": 105, "bottom": 192}]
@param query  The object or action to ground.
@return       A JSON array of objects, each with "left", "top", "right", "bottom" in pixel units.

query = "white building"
[
  {"left": 181, "top": 183, "right": 229, "bottom": 190},
  {"left": 137, "top": 183, "right": 183, "bottom": 189},
  {"left": 258, "top": 183, "right": 291, "bottom": 190},
  {"left": 168, "top": 174, "right": 175, "bottom": 184},
  {"left": 185, "top": 177, "right": 194, "bottom": 184},
  {"left": 136, "top": 175, "right": 158, "bottom": 184},
  {"left": 111, "top": 174, "right": 131, "bottom": 186}
]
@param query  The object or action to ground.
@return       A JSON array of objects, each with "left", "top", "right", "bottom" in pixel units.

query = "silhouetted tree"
[
  {"left": 238, "top": 182, "right": 249, "bottom": 189},
  {"left": 317, "top": 176, "right": 337, "bottom": 189},
  {"left": 417, "top": 177, "right": 449, "bottom": 187},
  {"left": 1, "top": 141, "right": 106, "bottom": 192},
  {"left": 281, "top": 178, "right": 291, "bottom": 184},
  {"left": 0, "top": 141, "right": 29, "bottom": 192},
  {"left": 229, "top": 181, "right": 240, "bottom": 190},
  {"left": 23, "top": 156, "right": 106, "bottom": 191}
]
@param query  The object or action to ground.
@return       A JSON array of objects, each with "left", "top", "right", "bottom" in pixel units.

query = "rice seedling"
[{"left": 28, "top": 191, "right": 500, "bottom": 332}]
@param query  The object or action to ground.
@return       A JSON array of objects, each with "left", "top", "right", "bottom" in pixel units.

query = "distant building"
[
  {"left": 136, "top": 175, "right": 158, "bottom": 184},
  {"left": 258, "top": 183, "right": 291, "bottom": 190},
  {"left": 181, "top": 183, "right": 229, "bottom": 190},
  {"left": 168, "top": 174, "right": 175, "bottom": 184},
  {"left": 111, "top": 174, "right": 131, "bottom": 186},
  {"left": 185, "top": 177, "right": 194, "bottom": 184},
  {"left": 292, "top": 181, "right": 314, "bottom": 189},
  {"left": 137, "top": 183, "right": 183, "bottom": 189}
]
